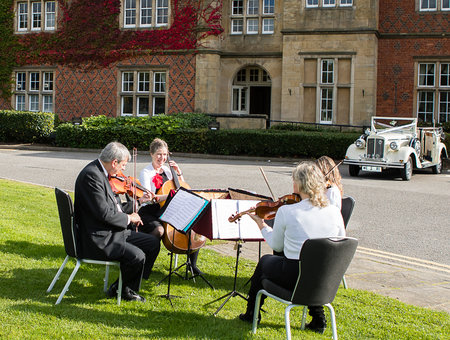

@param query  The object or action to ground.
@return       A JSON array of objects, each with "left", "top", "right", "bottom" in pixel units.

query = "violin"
[
  {"left": 109, "top": 171, "right": 153, "bottom": 199},
  {"left": 228, "top": 193, "right": 301, "bottom": 223}
]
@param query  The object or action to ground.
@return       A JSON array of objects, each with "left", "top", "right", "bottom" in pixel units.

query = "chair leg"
[
  {"left": 55, "top": 259, "right": 82, "bottom": 305},
  {"left": 300, "top": 306, "right": 308, "bottom": 330},
  {"left": 324, "top": 303, "right": 338, "bottom": 340},
  {"left": 252, "top": 291, "right": 263, "bottom": 334},
  {"left": 285, "top": 305, "right": 296, "bottom": 340},
  {"left": 117, "top": 269, "right": 122, "bottom": 306},
  {"left": 104, "top": 264, "right": 110, "bottom": 292},
  {"left": 342, "top": 275, "right": 348, "bottom": 289},
  {"left": 47, "top": 255, "right": 70, "bottom": 293}
]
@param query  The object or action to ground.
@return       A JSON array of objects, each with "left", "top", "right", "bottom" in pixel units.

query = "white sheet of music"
[
  {"left": 211, "top": 199, "right": 264, "bottom": 240},
  {"left": 159, "top": 189, "right": 208, "bottom": 232}
]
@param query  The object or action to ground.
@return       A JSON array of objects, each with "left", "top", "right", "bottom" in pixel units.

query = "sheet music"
[
  {"left": 211, "top": 199, "right": 263, "bottom": 240},
  {"left": 159, "top": 189, "right": 209, "bottom": 232}
]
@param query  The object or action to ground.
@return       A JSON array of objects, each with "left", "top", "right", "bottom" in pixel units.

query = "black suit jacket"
[{"left": 74, "top": 159, "right": 133, "bottom": 260}]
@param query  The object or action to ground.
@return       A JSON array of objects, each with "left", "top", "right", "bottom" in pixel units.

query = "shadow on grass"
[{"left": 0, "top": 240, "right": 63, "bottom": 260}]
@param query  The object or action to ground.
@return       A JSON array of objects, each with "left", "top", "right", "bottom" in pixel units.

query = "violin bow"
[
  {"left": 259, "top": 167, "right": 276, "bottom": 201},
  {"left": 324, "top": 160, "right": 343, "bottom": 178},
  {"left": 132, "top": 147, "right": 138, "bottom": 230}
]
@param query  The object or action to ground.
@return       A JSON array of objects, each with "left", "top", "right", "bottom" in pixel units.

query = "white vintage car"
[{"left": 344, "top": 117, "right": 447, "bottom": 180}]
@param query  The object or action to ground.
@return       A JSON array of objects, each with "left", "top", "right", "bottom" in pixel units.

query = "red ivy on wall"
[{"left": 16, "top": 0, "right": 222, "bottom": 68}]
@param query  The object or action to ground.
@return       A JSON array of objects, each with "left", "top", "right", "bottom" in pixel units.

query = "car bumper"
[{"left": 343, "top": 159, "right": 405, "bottom": 169}]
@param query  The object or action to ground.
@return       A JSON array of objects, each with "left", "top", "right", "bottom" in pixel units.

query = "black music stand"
[
  {"left": 205, "top": 240, "right": 247, "bottom": 315},
  {"left": 170, "top": 229, "right": 214, "bottom": 289},
  {"left": 158, "top": 230, "right": 182, "bottom": 307}
]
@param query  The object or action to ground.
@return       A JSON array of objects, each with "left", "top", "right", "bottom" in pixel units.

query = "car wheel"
[
  {"left": 401, "top": 157, "right": 413, "bottom": 181},
  {"left": 431, "top": 153, "right": 443, "bottom": 174},
  {"left": 349, "top": 165, "right": 360, "bottom": 177}
]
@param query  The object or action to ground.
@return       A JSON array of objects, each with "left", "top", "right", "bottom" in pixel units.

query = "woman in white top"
[
  {"left": 316, "top": 156, "right": 343, "bottom": 210},
  {"left": 238, "top": 161, "right": 345, "bottom": 334},
  {"left": 138, "top": 138, "right": 203, "bottom": 275}
]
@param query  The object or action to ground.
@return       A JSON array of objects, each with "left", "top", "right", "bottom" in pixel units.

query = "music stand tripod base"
[{"left": 205, "top": 241, "right": 247, "bottom": 315}]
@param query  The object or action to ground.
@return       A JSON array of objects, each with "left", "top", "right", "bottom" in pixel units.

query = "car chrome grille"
[{"left": 366, "top": 137, "right": 384, "bottom": 159}]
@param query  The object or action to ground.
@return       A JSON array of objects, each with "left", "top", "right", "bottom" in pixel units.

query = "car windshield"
[{"left": 371, "top": 117, "right": 416, "bottom": 135}]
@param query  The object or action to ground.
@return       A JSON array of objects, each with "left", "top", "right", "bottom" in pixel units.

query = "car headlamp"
[
  {"left": 355, "top": 139, "right": 365, "bottom": 148},
  {"left": 389, "top": 141, "right": 399, "bottom": 151}
]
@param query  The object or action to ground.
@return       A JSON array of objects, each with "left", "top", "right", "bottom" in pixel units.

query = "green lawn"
[{"left": 0, "top": 179, "right": 448, "bottom": 339}]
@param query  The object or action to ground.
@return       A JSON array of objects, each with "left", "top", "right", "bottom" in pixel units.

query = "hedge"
[
  {"left": 55, "top": 124, "right": 360, "bottom": 159},
  {"left": 0, "top": 110, "right": 54, "bottom": 143}
]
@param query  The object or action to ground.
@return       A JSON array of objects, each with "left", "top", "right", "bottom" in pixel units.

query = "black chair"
[
  {"left": 47, "top": 188, "right": 123, "bottom": 305},
  {"left": 252, "top": 237, "right": 358, "bottom": 340},
  {"left": 341, "top": 196, "right": 355, "bottom": 228},
  {"left": 340, "top": 196, "right": 355, "bottom": 288}
]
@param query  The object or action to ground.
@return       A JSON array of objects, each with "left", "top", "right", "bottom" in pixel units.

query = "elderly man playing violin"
[{"left": 74, "top": 141, "right": 161, "bottom": 302}]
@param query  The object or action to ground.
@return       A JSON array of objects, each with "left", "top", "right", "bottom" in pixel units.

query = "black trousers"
[
  {"left": 246, "top": 254, "right": 324, "bottom": 320},
  {"left": 120, "top": 229, "right": 161, "bottom": 292}
]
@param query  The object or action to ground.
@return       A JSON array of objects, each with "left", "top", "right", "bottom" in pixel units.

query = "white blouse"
[
  {"left": 327, "top": 185, "right": 342, "bottom": 210},
  {"left": 139, "top": 163, "right": 173, "bottom": 193},
  {"left": 261, "top": 199, "right": 345, "bottom": 260}
]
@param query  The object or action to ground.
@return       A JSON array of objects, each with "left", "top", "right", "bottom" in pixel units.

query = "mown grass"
[{"left": 0, "top": 179, "right": 449, "bottom": 339}]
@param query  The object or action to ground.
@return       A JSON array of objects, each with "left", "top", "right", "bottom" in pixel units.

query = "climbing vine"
[{"left": 1, "top": 0, "right": 222, "bottom": 91}]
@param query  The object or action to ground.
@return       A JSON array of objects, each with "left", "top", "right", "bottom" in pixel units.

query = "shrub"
[
  {"left": 0, "top": 110, "right": 54, "bottom": 143},
  {"left": 55, "top": 123, "right": 359, "bottom": 159}
]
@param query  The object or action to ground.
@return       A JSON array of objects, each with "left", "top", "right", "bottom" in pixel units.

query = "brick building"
[
  {"left": 377, "top": 0, "right": 450, "bottom": 124},
  {"left": 3, "top": 1, "right": 449, "bottom": 126}
]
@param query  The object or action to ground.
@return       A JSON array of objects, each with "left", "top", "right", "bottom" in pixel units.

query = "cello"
[{"left": 157, "top": 155, "right": 206, "bottom": 254}]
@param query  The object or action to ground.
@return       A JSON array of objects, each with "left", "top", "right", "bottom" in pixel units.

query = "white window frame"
[
  {"left": 247, "top": 18, "right": 259, "bottom": 34},
  {"left": 323, "top": 0, "right": 336, "bottom": 7},
  {"left": 231, "top": 0, "right": 275, "bottom": 35},
  {"left": 306, "top": 0, "right": 319, "bottom": 8},
  {"left": 31, "top": 2, "right": 42, "bottom": 31},
  {"left": 263, "top": 0, "right": 274, "bottom": 14},
  {"left": 123, "top": 0, "right": 168, "bottom": 29},
  {"left": 416, "top": 61, "right": 450, "bottom": 123},
  {"left": 420, "top": 0, "right": 437, "bottom": 11},
  {"left": 247, "top": 0, "right": 259, "bottom": 15},
  {"left": 340, "top": 0, "right": 353, "bottom": 6},
  {"left": 417, "top": 91, "right": 435, "bottom": 122},
  {"left": 439, "top": 91, "right": 450, "bottom": 122},
  {"left": 443, "top": 0, "right": 450, "bottom": 10},
  {"left": 321, "top": 59, "right": 334, "bottom": 85},
  {"left": 231, "top": 18, "right": 244, "bottom": 34},
  {"left": 440, "top": 63, "right": 450, "bottom": 87},
  {"left": 124, "top": 0, "right": 137, "bottom": 27},
  {"left": 320, "top": 88, "right": 334, "bottom": 124},
  {"left": 119, "top": 70, "right": 166, "bottom": 116},
  {"left": 262, "top": 18, "right": 274, "bottom": 34},
  {"left": 232, "top": 0, "right": 244, "bottom": 15},
  {"left": 231, "top": 86, "right": 248, "bottom": 114},
  {"left": 156, "top": 0, "right": 169, "bottom": 26},
  {"left": 44, "top": 1, "right": 56, "bottom": 30},
  {"left": 418, "top": 63, "right": 435, "bottom": 87},
  {"left": 140, "top": 0, "right": 152, "bottom": 27},
  {"left": 18, "top": 2, "right": 28, "bottom": 31},
  {"left": 14, "top": 69, "right": 54, "bottom": 112}
]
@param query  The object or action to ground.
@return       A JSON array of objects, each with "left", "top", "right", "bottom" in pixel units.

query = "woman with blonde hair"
[
  {"left": 316, "top": 155, "right": 343, "bottom": 209},
  {"left": 238, "top": 161, "right": 345, "bottom": 334}
]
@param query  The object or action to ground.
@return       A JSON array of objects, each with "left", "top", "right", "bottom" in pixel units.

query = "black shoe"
[
  {"left": 106, "top": 281, "right": 118, "bottom": 298},
  {"left": 305, "top": 321, "right": 326, "bottom": 334},
  {"left": 238, "top": 312, "right": 261, "bottom": 324},
  {"left": 122, "top": 287, "right": 146, "bottom": 302}
]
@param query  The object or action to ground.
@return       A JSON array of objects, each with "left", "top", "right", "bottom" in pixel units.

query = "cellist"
[{"left": 138, "top": 138, "right": 204, "bottom": 275}]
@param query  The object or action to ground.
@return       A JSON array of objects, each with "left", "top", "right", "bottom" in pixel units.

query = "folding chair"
[
  {"left": 340, "top": 196, "right": 355, "bottom": 288},
  {"left": 252, "top": 237, "right": 358, "bottom": 340},
  {"left": 47, "top": 188, "right": 122, "bottom": 305}
]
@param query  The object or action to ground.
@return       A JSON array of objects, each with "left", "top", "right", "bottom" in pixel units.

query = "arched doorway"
[{"left": 231, "top": 66, "right": 271, "bottom": 118}]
